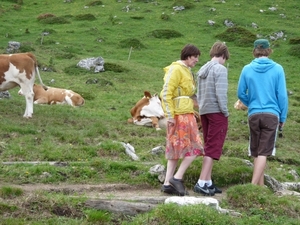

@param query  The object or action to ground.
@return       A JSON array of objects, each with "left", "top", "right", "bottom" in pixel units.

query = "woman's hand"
[{"left": 167, "top": 118, "right": 175, "bottom": 126}]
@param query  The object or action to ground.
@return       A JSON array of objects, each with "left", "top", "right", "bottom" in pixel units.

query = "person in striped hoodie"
[{"left": 194, "top": 41, "right": 230, "bottom": 196}]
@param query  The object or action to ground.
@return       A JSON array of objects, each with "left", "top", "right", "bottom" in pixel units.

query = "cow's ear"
[{"left": 144, "top": 91, "right": 152, "bottom": 99}]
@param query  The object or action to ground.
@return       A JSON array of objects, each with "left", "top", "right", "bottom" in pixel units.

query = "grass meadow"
[{"left": 0, "top": 0, "right": 300, "bottom": 224}]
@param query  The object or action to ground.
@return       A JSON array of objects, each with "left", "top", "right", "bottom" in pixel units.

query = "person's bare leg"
[
  {"left": 251, "top": 156, "right": 267, "bottom": 186},
  {"left": 164, "top": 159, "right": 178, "bottom": 185},
  {"left": 258, "top": 172, "right": 265, "bottom": 186},
  {"left": 199, "top": 156, "right": 214, "bottom": 180},
  {"left": 174, "top": 155, "right": 197, "bottom": 179}
]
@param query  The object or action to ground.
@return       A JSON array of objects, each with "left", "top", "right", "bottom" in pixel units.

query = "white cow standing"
[{"left": 0, "top": 52, "right": 46, "bottom": 118}]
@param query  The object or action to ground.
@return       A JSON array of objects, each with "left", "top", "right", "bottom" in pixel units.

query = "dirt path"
[{"left": 5, "top": 183, "right": 227, "bottom": 203}]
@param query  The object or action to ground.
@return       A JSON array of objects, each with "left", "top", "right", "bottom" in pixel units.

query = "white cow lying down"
[
  {"left": 18, "top": 84, "right": 85, "bottom": 107},
  {"left": 128, "top": 91, "right": 202, "bottom": 131},
  {"left": 128, "top": 91, "right": 165, "bottom": 130}
]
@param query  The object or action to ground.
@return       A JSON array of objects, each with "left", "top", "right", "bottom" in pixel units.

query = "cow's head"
[{"left": 140, "top": 91, "right": 165, "bottom": 118}]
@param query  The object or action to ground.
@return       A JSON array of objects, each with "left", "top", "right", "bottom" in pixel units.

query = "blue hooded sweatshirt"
[{"left": 237, "top": 57, "right": 288, "bottom": 123}]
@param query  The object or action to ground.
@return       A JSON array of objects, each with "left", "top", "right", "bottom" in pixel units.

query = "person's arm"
[
  {"left": 237, "top": 67, "right": 249, "bottom": 107},
  {"left": 215, "top": 66, "right": 229, "bottom": 117},
  {"left": 161, "top": 66, "right": 180, "bottom": 121},
  {"left": 276, "top": 65, "right": 288, "bottom": 123}
]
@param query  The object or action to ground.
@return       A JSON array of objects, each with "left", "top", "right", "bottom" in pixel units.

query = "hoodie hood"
[
  {"left": 197, "top": 60, "right": 219, "bottom": 79},
  {"left": 250, "top": 57, "right": 276, "bottom": 73},
  {"left": 163, "top": 60, "right": 187, "bottom": 73}
]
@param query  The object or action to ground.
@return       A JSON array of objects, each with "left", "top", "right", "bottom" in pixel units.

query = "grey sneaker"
[
  {"left": 193, "top": 183, "right": 215, "bottom": 196},
  {"left": 161, "top": 185, "right": 180, "bottom": 195},
  {"left": 169, "top": 177, "right": 186, "bottom": 196},
  {"left": 207, "top": 183, "right": 222, "bottom": 194}
]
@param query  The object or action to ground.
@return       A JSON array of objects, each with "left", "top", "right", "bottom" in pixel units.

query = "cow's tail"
[
  {"left": 35, "top": 66, "right": 48, "bottom": 90},
  {"left": 26, "top": 52, "right": 48, "bottom": 91}
]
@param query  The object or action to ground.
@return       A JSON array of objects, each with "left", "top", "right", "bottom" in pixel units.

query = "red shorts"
[{"left": 201, "top": 113, "right": 228, "bottom": 160}]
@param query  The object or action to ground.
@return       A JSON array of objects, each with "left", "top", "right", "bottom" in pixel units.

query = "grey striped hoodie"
[{"left": 196, "top": 60, "right": 229, "bottom": 117}]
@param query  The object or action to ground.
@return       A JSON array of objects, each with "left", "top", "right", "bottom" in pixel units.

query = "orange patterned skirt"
[{"left": 165, "top": 113, "right": 204, "bottom": 159}]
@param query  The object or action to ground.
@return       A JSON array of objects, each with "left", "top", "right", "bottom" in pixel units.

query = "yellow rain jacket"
[{"left": 160, "top": 60, "right": 196, "bottom": 119}]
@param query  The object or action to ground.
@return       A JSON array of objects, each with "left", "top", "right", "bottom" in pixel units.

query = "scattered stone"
[
  {"left": 0, "top": 91, "right": 11, "bottom": 99},
  {"left": 151, "top": 146, "right": 165, "bottom": 155},
  {"left": 77, "top": 57, "right": 105, "bottom": 73},
  {"left": 165, "top": 196, "right": 242, "bottom": 216},
  {"left": 173, "top": 6, "right": 185, "bottom": 11},
  {"left": 149, "top": 164, "right": 165, "bottom": 175},
  {"left": 6, "top": 41, "right": 20, "bottom": 53},
  {"left": 265, "top": 174, "right": 285, "bottom": 191},
  {"left": 120, "top": 142, "right": 139, "bottom": 161},
  {"left": 40, "top": 172, "right": 52, "bottom": 178},
  {"left": 252, "top": 22, "right": 258, "bottom": 28},
  {"left": 208, "top": 20, "right": 215, "bottom": 26},
  {"left": 269, "top": 7, "right": 277, "bottom": 11},
  {"left": 224, "top": 19, "right": 234, "bottom": 27}
]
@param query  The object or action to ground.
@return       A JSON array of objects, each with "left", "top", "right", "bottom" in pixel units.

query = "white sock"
[
  {"left": 197, "top": 179, "right": 206, "bottom": 187},
  {"left": 206, "top": 180, "right": 212, "bottom": 186}
]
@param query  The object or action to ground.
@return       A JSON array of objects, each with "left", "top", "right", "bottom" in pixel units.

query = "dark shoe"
[
  {"left": 161, "top": 185, "right": 180, "bottom": 195},
  {"left": 169, "top": 177, "right": 186, "bottom": 196},
  {"left": 193, "top": 183, "right": 215, "bottom": 196},
  {"left": 207, "top": 183, "right": 222, "bottom": 194}
]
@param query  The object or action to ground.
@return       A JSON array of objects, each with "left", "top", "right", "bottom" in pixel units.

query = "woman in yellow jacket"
[{"left": 160, "top": 44, "right": 204, "bottom": 196}]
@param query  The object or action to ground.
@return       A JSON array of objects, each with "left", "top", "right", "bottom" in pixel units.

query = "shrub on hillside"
[
  {"left": 289, "top": 37, "right": 300, "bottom": 44},
  {"left": 172, "top": 0, "right": 195, "bottom": 9},
  {"left": 119, "top": 38, "right": 146, "bottom": 50},
  {"left": 19, "top": 44, "right": 35, "bottom": 53},
  {"left": 75, "top": 14, "right": 96, "bottom": 21},
  {"left": 37, "top": 13, "right": 56, "bottom": 21},
  {"left": 104, "top": 62, "right": 128, "bottom": 73},
  {"left": 64, "top": 65, "right": 94, "bottom": 75},
  {"left": 160, "top": 13, "right": 170, "bottom": 21},
  {"left": 39, "top": 16, "right": 70, "bottom": 24},
  {"left": 288, "top": 44, "right": 300, "bottom": 58},
  {"left": 86, "top": 0, "right": 103, "bottom": 6},
  {"left": 148, "top": 29, "right": 183, "bottom": 39},
  {"left": 130, "top": 16, "right": 144, "bottom": 20},
  {"left": 216, "top": 26, "right": 256, "bottom": 47}
]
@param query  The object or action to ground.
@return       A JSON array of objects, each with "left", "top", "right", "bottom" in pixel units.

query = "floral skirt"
[{"left": 165, "top": 113, "right": 204, "bottom": 160}]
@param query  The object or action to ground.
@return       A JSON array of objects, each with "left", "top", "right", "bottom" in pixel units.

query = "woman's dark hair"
[{"left": 181, "top": 44, "right": 201, "bottom": 60}]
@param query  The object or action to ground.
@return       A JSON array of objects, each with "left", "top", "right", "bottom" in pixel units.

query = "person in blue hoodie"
[{"left": 237, "top": 39, "right": 288, "bottom": 186}]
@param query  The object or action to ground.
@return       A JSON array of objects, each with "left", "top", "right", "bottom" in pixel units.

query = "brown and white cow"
[
  {"left": 0, "top": 52, "right": 46, "bottom": 118},
  {"left": 18, "top": 84, "right": 85, "bottom": 107},
  {"left": 128, "top": 91, "right": 165, "bottom": 130},
  {"left": 128, "top": 91, "right": 202, "bottom": 131}
]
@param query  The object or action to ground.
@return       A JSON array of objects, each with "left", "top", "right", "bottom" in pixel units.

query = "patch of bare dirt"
[{"left": 4, "top": 183, "right": 227, "bottom": 202}]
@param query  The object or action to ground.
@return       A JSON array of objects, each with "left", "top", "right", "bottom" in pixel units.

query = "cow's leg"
[
  {"left": 150, "top": 116, "right": 161, "bottom": 131},
  {"left": 19, "top": 83, "right": 34, "bottom": 118},
  {"left": 34, "top": 97, "right": 48, "bottom": 104},
  {"left": 64, "top": 95, "right": 74, "bottom": 106}
]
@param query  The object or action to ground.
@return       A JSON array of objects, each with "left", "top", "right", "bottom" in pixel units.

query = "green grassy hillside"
[{"left": 0, "top": 0, "right": 299, "bottom": 224}]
